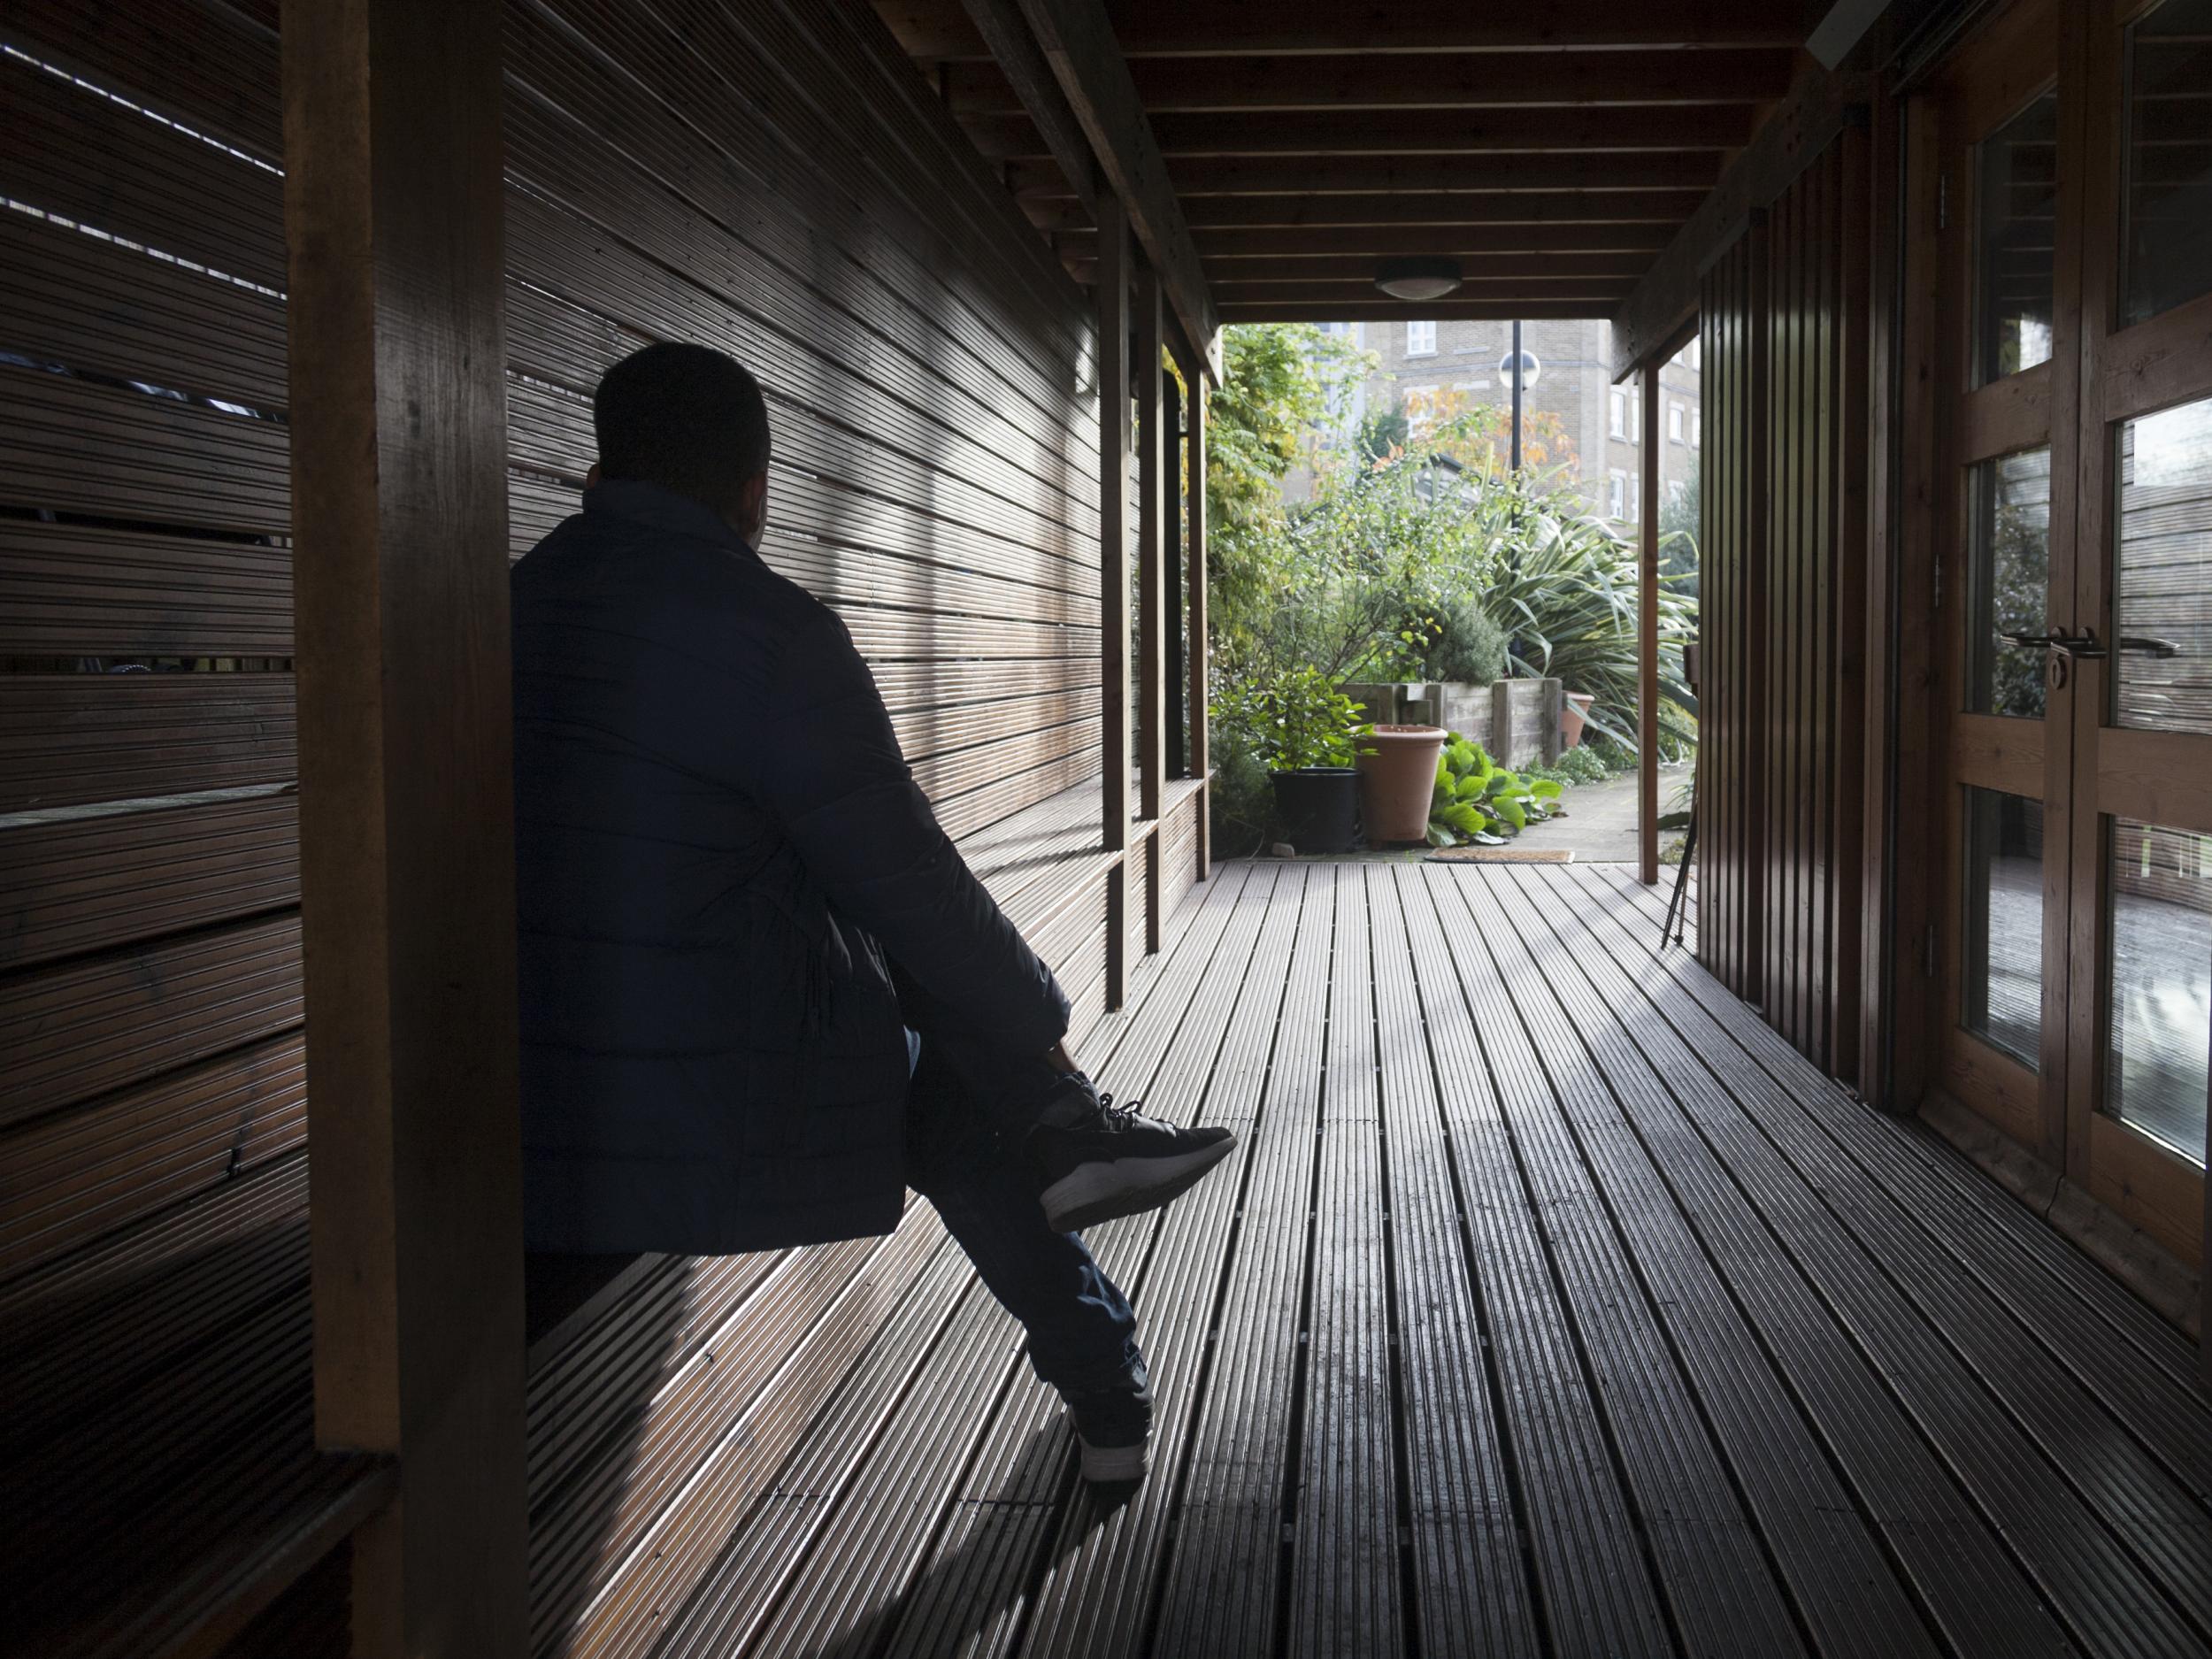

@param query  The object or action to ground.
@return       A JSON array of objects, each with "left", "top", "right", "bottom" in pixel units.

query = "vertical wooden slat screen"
[{"left": 1697, "top": 125, "right": 1872, "bottom": 1082}]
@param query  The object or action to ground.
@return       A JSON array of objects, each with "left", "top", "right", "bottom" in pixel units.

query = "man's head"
[{"left": 589, "top": 342, "right": 772, "bottom": 546}]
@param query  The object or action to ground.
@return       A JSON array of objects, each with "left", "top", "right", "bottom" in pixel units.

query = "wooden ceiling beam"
[
  {"left": 1201, "top": 250, "right": 1656, "bottom": 280},
  {"left": 1059, "top": 222, "right": 1686, "bottom": 256},
  {"left": 942, "top": 48, "right": 1800, "bottom": 113},
  {"left": 1609, "top": 59, "right": 1870, "bottom": 377},
  {"left": 881, "top": 0, "right": 1808, "bottom": 60},
  {"left": 1021, "top": 191, "right": 1705, "bottom": 232},
  {"left": 1217, "top": 300, "right": 1618, "bottom": 322},
  {"left": 1006, "top": 0, "right": 1224, "bottom": 377},
  {"left": 970, "top": 104, "right": 1760, "bottom": 160},
  {"left": 1010, "top": 153, "right": 1720, "bottom": 202},
  {"left": 1176, "top": 277, "right": 1636, "bottom": 304},
  {"left": 952, "top": 0, "right": 1098, "bottom": 213}
]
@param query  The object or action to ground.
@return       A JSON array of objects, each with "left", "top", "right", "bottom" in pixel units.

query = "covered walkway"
[{"left": 627, "top": 862, "right": 2212, "bottom": 1658}]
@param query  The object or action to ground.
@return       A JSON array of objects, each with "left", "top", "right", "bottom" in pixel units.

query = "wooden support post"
[
  {"left": 1098, "top": 194, "right": 1133, "bottom": 1006},
  {"left": 280, "top": 0, "right": 526, "bottom": 1652},
  {"left": 1164, "top": 369, "right": 1187, "bottom": 781},
  {"left": 1136, "top": 261, "right": 1167, "bottom": 828},
  {"left": 1136, "top": 264, "right": 1166, "bottom": 957},
  {"left": 1640, "top": 363, "right": 1663, "bottom": 885},
  {"left": 1186, "top": 365, "right": 1210, "bottom": 878}
]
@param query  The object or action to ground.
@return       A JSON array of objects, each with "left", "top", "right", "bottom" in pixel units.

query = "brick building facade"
[{"left": 1326, "top": 319, "right": 1702, "bottom": 530}]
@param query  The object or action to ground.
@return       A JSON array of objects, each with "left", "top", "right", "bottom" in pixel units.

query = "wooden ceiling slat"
[
  {"left": 1195, "top": 277, "right": 1634, "bottom": 303},
  {"left": 943, "top": 49, "right": 1799, "bottom": 112},
  {"left": 1217, "top": 300, "right": 1617, "bottom": 321},
  {"left": 1059, "top": 223, "right": 1686, "bottom": 256},
  {"left": 1200, "top": 250, "right": 1655, "bottom": 280},
  {"left": 882, "top": 0, "right": 1805, "bottom": 60},
  {"left": 972, "top": 105, "right": 1759, "bottom": 160},
  {"left": 1009, "top": 155, "right": 1721, "bottom": 202}
]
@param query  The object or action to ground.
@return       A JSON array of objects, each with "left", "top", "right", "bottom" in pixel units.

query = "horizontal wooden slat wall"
[
  {"left": 0, "top": 0, "right": 1155, "bottom": 1650},
  {"left": 1695, "top": 127, "right": 1872, "bottom": 1083}
]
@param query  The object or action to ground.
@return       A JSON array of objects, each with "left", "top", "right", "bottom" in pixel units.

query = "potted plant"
[
  {"left": 1357, "top": 723, "right": 1450, "bottom": 843},
  {"left": 1560, "top": 689, "right": 1598, "bottom": 749},
  {"left": 1217, "top": 667, "right": 1371, "bottom": 853}
]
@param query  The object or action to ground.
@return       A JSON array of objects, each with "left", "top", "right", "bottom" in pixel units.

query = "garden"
[{"left": 1195, "top": 324, "right": 1700, "bottom": 857}]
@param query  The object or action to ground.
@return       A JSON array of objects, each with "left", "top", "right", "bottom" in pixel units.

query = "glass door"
[
  {"left": 2061, "top": 0, "right": 2212, "bottom": 1266},
  {"left": 1931, "top": 0, "right": 2081, "bottom": 1165}
]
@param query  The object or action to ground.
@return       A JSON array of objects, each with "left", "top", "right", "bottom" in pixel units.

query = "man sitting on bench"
[{"left": 510, "top": 342, "right": 1235, "bottom": 1484}]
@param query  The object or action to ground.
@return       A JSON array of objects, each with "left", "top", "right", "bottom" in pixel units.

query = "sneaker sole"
[
  {"left": 1077, "top": 1433, "right": 1149, "bottom": 1485},
  {"left": 1040, "top": 1133, "right": 1239, "bottom": 1233}
]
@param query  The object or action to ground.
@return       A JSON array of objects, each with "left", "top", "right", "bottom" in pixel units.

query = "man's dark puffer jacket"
[{"left": 511, "top": 480, "right": 1071, "bottom": 1254}]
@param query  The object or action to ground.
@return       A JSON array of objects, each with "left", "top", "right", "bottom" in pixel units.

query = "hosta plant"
[{"left": 1427, "top": 734, "right": 1564, "bottom": 848}]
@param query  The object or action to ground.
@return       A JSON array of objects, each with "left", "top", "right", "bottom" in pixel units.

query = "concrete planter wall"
[{"left": 1340, "top": 678, "right": 1564, "bottom": 771}]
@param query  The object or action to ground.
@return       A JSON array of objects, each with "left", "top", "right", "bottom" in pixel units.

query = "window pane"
[
  {"left": 2105, "top": 818, "right": 2211, "bottom": 1165},
  {"left": 1974, "top": 90, "right": 2058, "bottom": 385},
  {"left": 2121, "top": 0, "right": 2212, "bottom": 327},
  {"left": 1967, "top": 447, "right": 2051, "bottom": 718},
  {"left": 1964, "top": 787, "right": 2045, "bottom": 1067},
  {"left": 2114, "top": 395, "right": 2212, "bottom": 733}
]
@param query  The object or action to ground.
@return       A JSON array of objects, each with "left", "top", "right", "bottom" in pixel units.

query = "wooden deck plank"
[
  {"left": 1579, "top": 861, "right": 2212, "bottom": 1493},
  {"left": 881, "top": 864, "right": 1294, "bottom": 1659},
  {"left": 1545, "top": 872, "right": 2212, "bottom": 1637},
  {"left": 699, "top": 860, "right": 1256, "bottom": 1659},
  {"left": 1524, "top": 863, "right": 2078, "bottom": 1656},
  {"left": 1396, "top": 868, "right": 1674, "bottom": 1656},
  {"left": 1286, "top": 865, "right": 1402, "bottom": 1659},
  {"left": 1068, "top": 866, "right": 1330, "bottom": 1659},
  {"left": 1431, "top": 865, "right": 1807, "bottom": 1659},
  {"left": 1479, "top": 865, "right": 1939, "bottom": 1659},
  {"left": 1363, "top": 868, "right": 1541, "bottom": 1659},
  {"left": 1541, "top": 864, "right": 2193, "bottom": 1655},
  {"left": 599, "top": 856, "right": 2212, "bottom": 1659}
]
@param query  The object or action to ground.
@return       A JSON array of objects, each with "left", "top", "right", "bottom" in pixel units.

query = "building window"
[
  {"left": 1627, "top": 472, "right": 1641, "bottom": 522},
  {"left": 1668, "top": 401, "right": 1686, "bottom": 444},
  {"left": 1406, "top": 320, "right": 1437, "bottom": 357},
  {"left": 1627, "top": 389, "right": 1640, "bottom": 442},
  {"left": 1609, "top": 469, "right": 1627, "bottom": 518},
  {"left": 1609, "top": 388, "right": 1626, "bottom": 439}
]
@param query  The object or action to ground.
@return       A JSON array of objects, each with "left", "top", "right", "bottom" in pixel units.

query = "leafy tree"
[{"left": 1192, "top": 324, "right": 1373, "bottom": 660}]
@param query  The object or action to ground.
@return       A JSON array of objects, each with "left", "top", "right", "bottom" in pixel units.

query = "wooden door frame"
[
  {"left": 2062, "top": 0, "right": 2212, "bottom": 1270},
  {"left": 1923, "top": 0, "right": 2086, "bottom": 1172}
]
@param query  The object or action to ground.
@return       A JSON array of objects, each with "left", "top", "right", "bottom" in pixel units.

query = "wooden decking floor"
[{"left": 657, "top": 860, "right": 2212, "bottom": 1659}]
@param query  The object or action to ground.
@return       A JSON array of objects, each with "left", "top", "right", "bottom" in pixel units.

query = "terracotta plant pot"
[
  {"left": 1560, "top": 691, "right": 1597, "bottom": 749},
  {"left": 1356, "top": 724, "right": 1448, "bottom": 844}
]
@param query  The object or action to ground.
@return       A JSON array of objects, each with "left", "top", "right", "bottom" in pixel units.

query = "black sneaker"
[
  {"left": 1064, "top": 1368, "right": 1154, "bottom": 1486},
  {"left": 1025, "top": 1074, "right": 1237, "bottom": 1233}
]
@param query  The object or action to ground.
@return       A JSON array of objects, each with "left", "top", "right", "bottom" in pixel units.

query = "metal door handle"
[
  {"left": 1999, "top": 630, "right": 2108, "bottom": 660},
  {"left": 2116, "top": 636, "right": 2181, "bottom": 659}
]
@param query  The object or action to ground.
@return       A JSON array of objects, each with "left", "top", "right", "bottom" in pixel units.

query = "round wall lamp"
[{"left": 1373, "top": 257, "right": 1463, "bottom": 302}]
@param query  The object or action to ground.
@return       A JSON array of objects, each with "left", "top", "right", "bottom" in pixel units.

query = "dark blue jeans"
[{"left": 899, "top": 979, "right": 1141, "bottom": 1398}]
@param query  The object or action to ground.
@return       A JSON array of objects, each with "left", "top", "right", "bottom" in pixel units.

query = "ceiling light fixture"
[{"left": 1374, "top": 257, "right": 1463, "bottom": 302}]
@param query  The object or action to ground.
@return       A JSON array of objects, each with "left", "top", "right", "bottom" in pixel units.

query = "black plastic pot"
[{"left": 1270, "top": 766, "right": 1360, "bottom": 854}]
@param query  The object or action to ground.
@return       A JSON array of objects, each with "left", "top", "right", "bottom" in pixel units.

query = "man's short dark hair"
[{"left": 592, "top": 342, "right": 772, "bottom": 516}]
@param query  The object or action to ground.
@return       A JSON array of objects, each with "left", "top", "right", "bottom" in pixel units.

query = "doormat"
[{"left": 1425, "top": 846, "right": 1576, "bottom": 864}]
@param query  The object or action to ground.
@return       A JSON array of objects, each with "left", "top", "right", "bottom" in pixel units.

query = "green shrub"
[
  {"left": 1525, "top": 746, "right": 1610, "bottom": 788},
  {"left": 1213, "top": 665, "right": 1372, "bottom": 772},
  {"left": 1416, "top": 594, "right": 1510, "bottom": 685}
]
